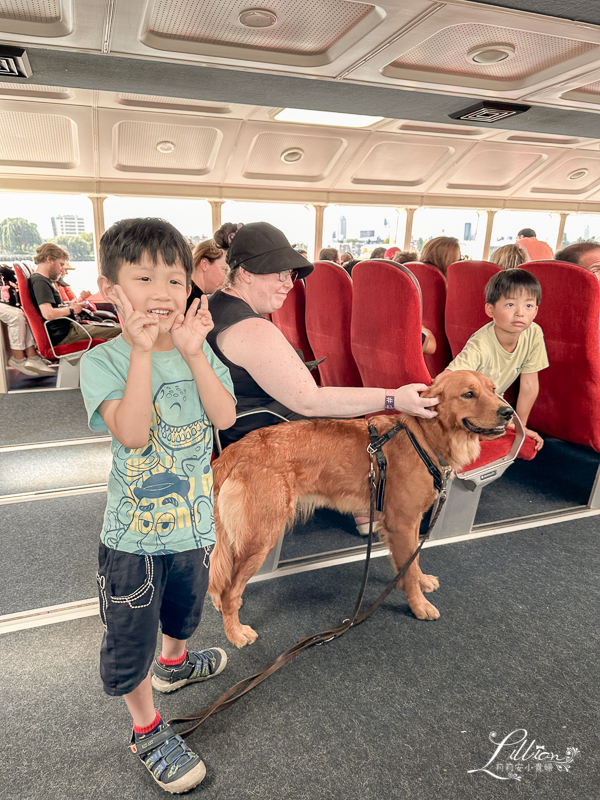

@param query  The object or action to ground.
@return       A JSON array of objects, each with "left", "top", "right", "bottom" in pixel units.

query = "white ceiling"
[{"left": 3, "top": 0, "right": 600, "bottom": 209}]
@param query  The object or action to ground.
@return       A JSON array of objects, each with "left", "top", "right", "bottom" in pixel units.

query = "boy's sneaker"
[
  {"left": 151, "top": 648, "right": 227, "bottom": 694},
  {"left": 130, "top": 721, "right": 205, "bottom": 794}
]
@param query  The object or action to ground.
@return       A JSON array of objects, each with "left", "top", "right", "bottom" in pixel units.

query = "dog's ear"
[{"left": 422, "top": 371, "right": 450, "bottom": 399}]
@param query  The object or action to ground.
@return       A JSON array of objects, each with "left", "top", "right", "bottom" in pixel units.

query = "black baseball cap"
[{"left": 227, "top": 222, "right": 314, "bottom": 279}]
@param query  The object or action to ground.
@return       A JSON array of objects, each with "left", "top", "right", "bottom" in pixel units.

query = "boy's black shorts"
[{"left": 96, "top": 543, "right": 210, "bottom": 696}]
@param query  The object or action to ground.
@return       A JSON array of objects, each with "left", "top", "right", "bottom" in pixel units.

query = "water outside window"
[
  {"left": 490, "top": 210, "right": 559, "bottom": 255},
  {"left": 322, "top": 206, "right": 401, "bottom": 258},
  {"left": 562, "top": 213, "right": 600, "bottom": 247},
  {"left": 0, "top": 192, "right": 97, "bottom": 295},
  {"left": 221, "top": 201, "right": 315, "bottom": 256},
  {"left": 411, "top": 208, "right": 487, "bottom": 260}
]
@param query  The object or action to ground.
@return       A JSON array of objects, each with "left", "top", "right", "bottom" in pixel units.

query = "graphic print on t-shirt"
[{"left": 104, "top": 379, "right": 214, "bottom": 553}]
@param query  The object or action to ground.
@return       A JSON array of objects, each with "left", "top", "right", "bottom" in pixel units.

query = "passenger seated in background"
[
  {"left": 446, "top": 269, "right": 548, "bottom": 450},
  {"left": 490, "top": 243, "right": 529, "bottom": 270},
  {"left": 516, "top": 228, "right": 554, "bottom": 260},
  {"left": 80, "top": 218, "right": 236, "bottom": 794},
  {"left": 340, "top": 252, "right": 353, "bottom": 264},
  {"left": 29, "top": 242, "right": 121, "bottom": 347},
  {"left": 392, "top": 250, "right": 418, "bottom": 265},
  {"left": 419, "top": 236, "right": 461, "bottom": 280},
  {"left": 55, "top": 262, "right": 92, "bottom": 304},
  {"left": 343, "top": 258, "right": 359, "bottom": 275},
  {"left": 370, "top": 246, "right": 386, "bottom": 259},
  {"left": 555, "top": 240, "right": 600, "bottom": 279},
  {"left": 318, "top": 247, "right": 340, "bottom": 263},
  {"left": 0, "top": 263, "right": 56, "bottom": 375},
  {"left": 186, "top": 238, "right": 228, "bottom": 311}
]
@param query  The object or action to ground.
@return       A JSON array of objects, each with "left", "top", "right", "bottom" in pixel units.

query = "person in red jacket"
[{"left": 516, "top": 228, "right": 554, "bottom": 260}]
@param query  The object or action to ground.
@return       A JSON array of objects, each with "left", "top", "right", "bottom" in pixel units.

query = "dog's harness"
[{"left": 167, "top": 421, "right": 451, "bottom": 739}]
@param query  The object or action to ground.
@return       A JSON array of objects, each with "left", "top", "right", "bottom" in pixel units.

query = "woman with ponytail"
[{"left": 206, "top": 221, "right": 438, "bottom": 452}]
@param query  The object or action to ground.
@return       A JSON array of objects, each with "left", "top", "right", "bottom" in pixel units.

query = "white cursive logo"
[{"left": 468, "top": 728, "right": 580, "bottom": 781}]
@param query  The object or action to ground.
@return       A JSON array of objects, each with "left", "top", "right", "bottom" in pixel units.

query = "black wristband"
[{"left": 68, "top": 308, "right": 75, "bottom": 318}]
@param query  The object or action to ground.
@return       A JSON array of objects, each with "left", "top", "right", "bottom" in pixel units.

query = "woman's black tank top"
[{"left": 207, "top": 290, "right": 303, "bottom": 446}]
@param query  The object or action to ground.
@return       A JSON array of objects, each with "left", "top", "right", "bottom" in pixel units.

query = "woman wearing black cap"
[{"left": 206, "top": 221, "right": 438, "bottom": 453}]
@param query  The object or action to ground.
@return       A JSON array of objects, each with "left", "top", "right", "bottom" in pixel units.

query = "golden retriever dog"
[{"left": 209, "top": 370, "right": 512, "bottom": 647}]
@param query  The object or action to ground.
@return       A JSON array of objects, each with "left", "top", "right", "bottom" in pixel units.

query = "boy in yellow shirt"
[{"left": 446, "top": 269, "right": 548, "bottom": 450}]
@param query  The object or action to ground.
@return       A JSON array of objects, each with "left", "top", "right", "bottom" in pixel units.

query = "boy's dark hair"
[
  {"left": 517, "top": 228, "right": 536, "bottom": 238},
  {"left": 485, "top": 269, "right": 541, "bottom": 306},
  {"left": 99, "top": 218, "right": 193, "bottom": 285}
]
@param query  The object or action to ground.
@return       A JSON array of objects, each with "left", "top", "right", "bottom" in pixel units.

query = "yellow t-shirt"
[{"left": 447, "top": 321, "right": 549, "bottom": 395}]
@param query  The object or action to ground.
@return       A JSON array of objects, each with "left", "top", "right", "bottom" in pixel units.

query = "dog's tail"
[{"left": 209, "top": 475, "right": 248, "bottom": 597}]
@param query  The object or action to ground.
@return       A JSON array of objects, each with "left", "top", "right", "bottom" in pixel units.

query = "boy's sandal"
[{"left": 130, "top": 725, "right": 206, "bottom": 794}]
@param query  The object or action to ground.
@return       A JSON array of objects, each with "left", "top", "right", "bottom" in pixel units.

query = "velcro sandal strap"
[{"left": 129, "top": 725, "right": 176, "bottom": 756}]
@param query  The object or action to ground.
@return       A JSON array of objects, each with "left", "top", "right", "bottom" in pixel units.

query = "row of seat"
[
  {"left": 269, "top": 258, "right": 600, "bottom": 538},
  {"left": 275, "top": 257, "right": 600, "bottom": 451}
]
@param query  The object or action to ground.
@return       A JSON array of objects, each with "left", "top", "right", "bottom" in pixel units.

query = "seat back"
[
  {"left": 445, "top": 260, "right": 501, "bottom": 356},
  {"left": 271, "top": 279, "right": 315, "bottom": 365},
  {"left": 304, "top": 260, "right": 362, "bottom": 387},
  {"left": 14, "top": 263, "right": 55, "bottom": 360},
  {"left": 351, "top": 260, "right": 430, "bottom": 388},
  {"left": 525, "top": 260, "right": 600, "bottom": 451},
  {"left": 406, "top": 261, "right": 452, "bottom": 377}
]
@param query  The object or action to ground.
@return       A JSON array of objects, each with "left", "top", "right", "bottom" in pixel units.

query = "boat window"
[
  {"left": 0, "top": 192, "right": 97, "bottom": 296},
  {"left": 490, "top": 210, "right": 559, "bottom": 255},
  {"left": 412, "top": 207, "right": 487, "bottom": 261},
  {"left": 562, "top": 213, "right": 600, "bottom": 247},
  {"left": 322, "top": 205, "right": 401, "bottom": 259},
  {"left": 221, "top": 201, "right": 315, "bottom": 256}
]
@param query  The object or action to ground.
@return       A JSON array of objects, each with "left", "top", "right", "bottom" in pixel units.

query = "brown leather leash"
[{"left": 168, "top": 422, "right": 451, "bottom": 739}]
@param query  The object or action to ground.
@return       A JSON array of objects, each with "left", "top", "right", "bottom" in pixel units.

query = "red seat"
[
  {"left": 526, "top": 260, "right": 600, "bottom": 452},
  {"left": 304, "top": 260, "right": 361, "bottom": 387},
  {"left": 14, "top": 263, "right": 105, "bottom": 388},
  {"left": 445, "top": 260, "right": 501, "bottom": 357},
  {"left": 271, "top": 279, "right": 315, "bottom": 367},
  {"left": 406, "top": 261, "right": 452, "bottom": 377},
  {"left": 351, "top": 260, "right": 430, "bottom": 387}
]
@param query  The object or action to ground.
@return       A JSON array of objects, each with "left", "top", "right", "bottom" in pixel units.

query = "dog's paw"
[
  {"left": 411, "top": 599, "right": 441, "bottom": 620},
  {"left": 419, "top": 573, "right": 440, "bottom": 593},
  {"left": 230, "top": 624, "right": 258, "bottom": 648}
]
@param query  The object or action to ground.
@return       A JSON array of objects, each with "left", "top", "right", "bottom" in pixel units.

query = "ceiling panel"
[
  {"left": 242, "top": 131, "right": 348, "bottom": 181},
  {"left": 525, "top": 152, "right": 600, "bottom": 196},
  {"left": 97, "top": 108, "right": 242, "bottom": 183},
  {"left": 0, "top": 98, "right": 93, "bottom": 176},
  {"left": 428, "top": 141, "right": 564, "bottom": 196}
]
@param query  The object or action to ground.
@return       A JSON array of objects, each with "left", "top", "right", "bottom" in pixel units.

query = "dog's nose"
[{"left": 497, "top": 405, "right": 513, "bottom": 421}]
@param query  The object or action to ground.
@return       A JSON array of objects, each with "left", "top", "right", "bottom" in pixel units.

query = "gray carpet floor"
[
  {"left": 0, "top": 388, "right": 106, "bottom": 446},
  {"left": 1, "top": 521, "right": 598, "bottom": 800}
]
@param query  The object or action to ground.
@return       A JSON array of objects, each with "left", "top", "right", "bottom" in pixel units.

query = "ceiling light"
[
  {"left": 274, "top": 108, "right": 384, "bottom": 128},
  {"left": 238, "top": 8, "right": 277, "bottom": 28},
  {"left": 156, "top": 140, "right": 175, "bottom": 153},
  {"left": 281, "top": 148, "right": 304, "bottom": 163},
  {"left": 568, "top": 168, "right": 588, "bottom": 180},
  {"left": 0, "top": 46, "right": 31, "bottom": 78},
  {"left": 468, "top": 44, "right": 515, "bottom": 65},
  {"left": 449, "top": 101, "right": 530, "bottom": 124}
]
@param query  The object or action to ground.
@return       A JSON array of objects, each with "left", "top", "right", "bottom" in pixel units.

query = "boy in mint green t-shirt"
[{"left": 80, "top": 218, "right": 236, "bottom": 794}]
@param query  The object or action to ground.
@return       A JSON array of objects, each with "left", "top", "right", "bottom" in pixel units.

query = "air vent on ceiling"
[
  {"left": 0, "top": 47, "right": 31, "bottom": 78},
  {"left": 449, "top": 101, "right": 530, "bottom": 124}
]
